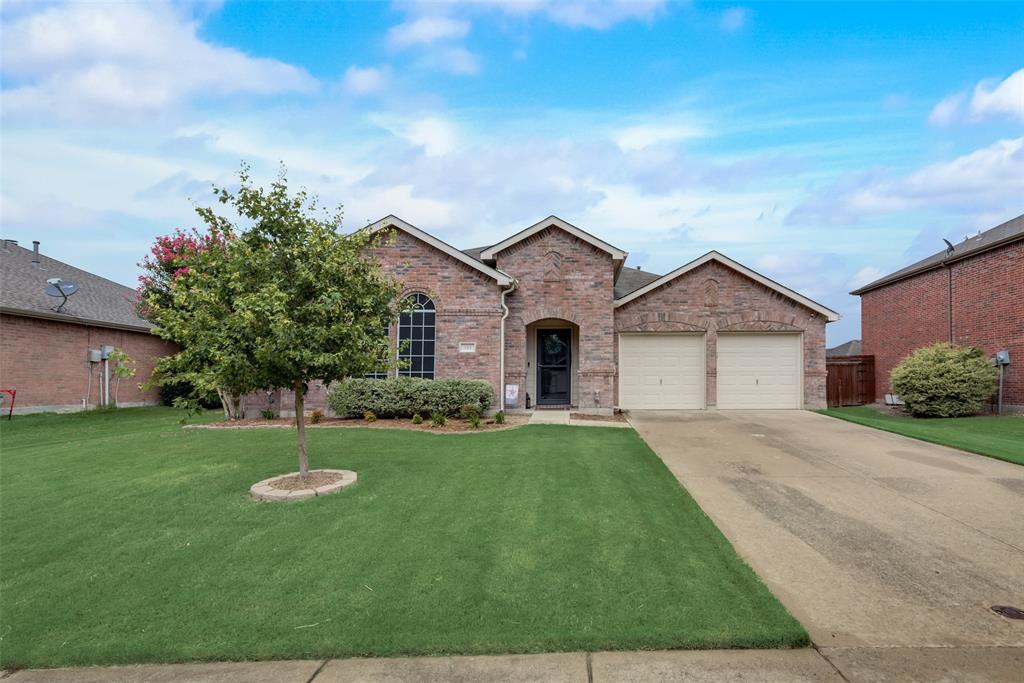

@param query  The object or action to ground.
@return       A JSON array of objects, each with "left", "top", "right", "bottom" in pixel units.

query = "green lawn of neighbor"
[
  {"left": 820, "top": 406, "right": 1024, "bottom": 466},
  {"left": 0, "top": 407, "right": 806, "bottom": 668}
]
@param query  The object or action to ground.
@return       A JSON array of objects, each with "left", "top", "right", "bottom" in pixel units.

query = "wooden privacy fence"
[{"left": 826, "top": 355, "right": 875, "bottom": 407}]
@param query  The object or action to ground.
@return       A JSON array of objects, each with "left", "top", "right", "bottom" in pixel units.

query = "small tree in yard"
[
  {"left": 108, "top": 348, "right": 136, "bottom": 407},
  {"left": 890, "top": 343, "right": 998, "bottom": 418},
  {"left": 146, "top": 164, "right": 400, "bottom": 480},
  {"left": 223, "top": 166, "right": 400, "bottom": 478}
]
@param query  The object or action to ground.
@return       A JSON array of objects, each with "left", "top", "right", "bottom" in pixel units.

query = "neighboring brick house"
[
  {"left": 281, "top": 215, "right": 838, "bottom": 416},
  {"left": 0, "top": 240, "right": 174, "bottom": 414},
  {"left": 852, "top": 213, "right": 1024, "bottom": 411}
]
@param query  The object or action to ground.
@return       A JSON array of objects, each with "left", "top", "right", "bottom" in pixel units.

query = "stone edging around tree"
[{"left": 250, "top": 469, "right": 357, "bottom": 502}]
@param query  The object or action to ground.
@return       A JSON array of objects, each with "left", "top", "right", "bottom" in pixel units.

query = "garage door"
[
  {"left": 717, "top": 333, "right": 801, "bottom": 409},
  {"left": 619, "top": 334, "right": 705, "bottom": 409}
]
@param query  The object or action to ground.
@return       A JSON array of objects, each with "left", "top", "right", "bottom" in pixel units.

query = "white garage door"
[
  {"left": 618, "top": 334, "right": 705, "bottom": 409},
  {"left": 717, "top": 333, "right": 801, "bottom": 409}
]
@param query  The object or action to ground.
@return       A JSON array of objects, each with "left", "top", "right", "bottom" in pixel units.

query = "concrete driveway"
[{"left": 629, "top": 410, "right": 1024, "bottom": 652}]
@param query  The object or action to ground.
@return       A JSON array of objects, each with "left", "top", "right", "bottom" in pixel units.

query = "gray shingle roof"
[
  {"left": 851, "top": 213, "right": 1024, "bottom": 295},
  {"left": 0, "top": 241, "right": 152, "bottom": 331},
  {"left": 826, "top": 339, "right": 862, "bottom": 357},
  {"left": 613, "top": 267, "right": 662, "bottom": 299}
]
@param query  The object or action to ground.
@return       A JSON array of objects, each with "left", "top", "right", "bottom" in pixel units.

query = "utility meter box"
[
  {"left": 100, "top": 345, "right": 114, "bottom": 360},
  {"left": 88, "top": 349, "right": 102, "bottom": 363},
  {"left": 995, "top": 350, "right": 1010, "bottom": 365}
]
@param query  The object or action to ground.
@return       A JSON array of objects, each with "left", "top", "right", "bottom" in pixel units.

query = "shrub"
[
  {"left": 326, "top": 376, "right": 492, "bottom": 418},
  {"left": 430, "top": 411, "right": 447, "bottom": 427},
  {"left": 310, "top": 409, "right": 324, "bottom": 424},
  {"left": 411, "top": 413, "right": 423, "bottom": 425},
  {"left": 494, "top": 410, "right": 505, "bottom": 425},
  {"left": 890, "top": 343, "right": 997, "bottom": 417},
  {"left": 467, "top": 412, "right": 481, "bottom": 429},
  {"left": 260, "top": 409, "right": 275, "bottom": 420},
  {"left": 363, "top": 410, "right": 377, "bottom": 423},
  {"left": 459, "top": 403, "right": 480, "bottom": 420}
]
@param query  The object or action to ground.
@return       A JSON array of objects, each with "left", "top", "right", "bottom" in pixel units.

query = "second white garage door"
[
  {"left": 618, "top": 334, "right": 705, "bottom": 409},
  {"left": 717, "top": 333, "right": 801, "bottom": 409}
]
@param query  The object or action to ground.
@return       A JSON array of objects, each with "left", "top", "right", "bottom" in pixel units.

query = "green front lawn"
[
  {"left": 820, "top": 406, "right": 1024, "bottom": 466},
  {"left": 0, "top": 408, "right": 805, "bottom": 668}
]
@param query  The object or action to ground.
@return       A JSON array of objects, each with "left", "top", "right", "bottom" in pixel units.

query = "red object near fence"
[{"left": 0, "top": 389, "right": 15, "bottom": 420}]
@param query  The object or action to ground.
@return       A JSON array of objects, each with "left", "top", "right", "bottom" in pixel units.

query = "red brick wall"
[
  {"left": 0, "top": 313, "right": 175, "bottom": 413},
  {"left": 276, "top": 228, "right": 505, "bottom": 415},
  {"left": 861, "top": 240, "right": 1023, "bottom": 407},
  {"left": 496, "top": 226, "right": 617, "bottom": 409},
  {"left": 615, "top": 261, "right": 829, "bottom": 408}
]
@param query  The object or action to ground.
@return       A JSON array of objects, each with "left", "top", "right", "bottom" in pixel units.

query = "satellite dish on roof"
[{"left": 45, "top": 277, "right": 80, "bottom": 312}]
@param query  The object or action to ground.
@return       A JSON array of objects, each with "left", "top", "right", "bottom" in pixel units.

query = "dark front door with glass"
[{"left": 536, "top": 329, "right": 571, "bottom": 405}]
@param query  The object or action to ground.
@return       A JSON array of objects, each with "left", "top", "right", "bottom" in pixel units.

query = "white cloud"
[
  {"left": 719, "top": 7, "right": 749, "bottom": 33},
  {"left": 847, "top": 266, "right": 883, "bottom": 290},
  {"left": 928, "top": 68, "right": 1024, "bottom": 126},
  {"left": 928, "top": 93, "right": 966, "bottom": 126},
  {"left": 342, "top": 65, "right": 390, "bottom": 94},
  {"left": 970, "top": 68, "right": 1024, "bottom": 122},
  {"left": 489, "top": 0, "right": 667, "bottom": 30},
  {"left": 615, "top": 123, "right": 706, "bottom": 151},
  {"left": 0, "top": 2, "right": 316, "bottom": 120},
  {"left": 386, "top": 16, "right": 470, "bottom": 48},
  {"left": 430, "top": 46, "right": 481, "bottom": 75},
  {"left": 369, "top": 115, "right": 460, "bottom": 157},
  {"left": 789, "top": 137, "right": 1024, "bottom": 224}
]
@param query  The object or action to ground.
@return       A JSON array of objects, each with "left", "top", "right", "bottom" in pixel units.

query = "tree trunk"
[
  {"left": 216, "top": 389, "right": 244, "bottom": 420},
  {"left": 294, "top": 380, "right": 309, "bottom": 480}
]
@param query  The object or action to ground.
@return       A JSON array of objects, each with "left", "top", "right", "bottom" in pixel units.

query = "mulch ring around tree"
[
  {"left": 189, "top": 415, "right": 529, "bottom": 433},
  {"left": 250, "top": 469, "right": 357, "bottom": 502}
]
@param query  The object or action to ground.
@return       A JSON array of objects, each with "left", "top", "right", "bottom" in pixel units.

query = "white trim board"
[
  {"left": 480, "top": 215, "right": 627, "bottom": 263},
  {"left": 367, "top": 215, "right": 514, "bottom": 286},
  {"left": 613, "top": 251, "right": 840, "bottom": 322}
]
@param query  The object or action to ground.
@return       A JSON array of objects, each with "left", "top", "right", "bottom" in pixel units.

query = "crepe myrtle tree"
[
  {"left": 205, "top": 164, "right": 399, "bottom": 478},
  {"left": 137, "top": 225, "right": 254, "bottom": 419}
]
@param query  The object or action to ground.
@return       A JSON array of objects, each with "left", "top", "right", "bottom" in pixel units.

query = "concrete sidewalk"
[{"left": 5, "top": 647, "right": 1023, "bottom": 682}]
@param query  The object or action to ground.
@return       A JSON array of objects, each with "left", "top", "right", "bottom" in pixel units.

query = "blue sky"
[{"left": 2, "top": 1, "right": 1022, "bottom": 344}]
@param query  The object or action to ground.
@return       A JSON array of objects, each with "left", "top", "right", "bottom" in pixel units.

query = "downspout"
[
  {"left": 941, "top": 239, "right": 954, "bottom": 344},
  {"left": 499, "top": 279, "right": 518, "bottom": 409},
  {"left": 944, "top": 262, "right": 953, "bottom": 344}
]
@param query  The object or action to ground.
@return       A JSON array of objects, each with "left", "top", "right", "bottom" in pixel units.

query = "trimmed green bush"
[
  {"left": 494, "top": 410, "right": 505, "bottom": 425},
  {"left": 430, "top": 411, "right": 447, "bottom": 427},
  {"left": 326, "top": 376, "right": 492, "bottom": 418},
  {"left": 890, "top": 343, "right": 997, "bottom": 417},
  {"left": 411, "top": 413, "right": 423, "bottom": 425},
  {"left": 363, "top": 410, "right": 377, "bottom": 423}
]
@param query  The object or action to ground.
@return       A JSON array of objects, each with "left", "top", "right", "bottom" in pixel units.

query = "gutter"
[
  {"left": 0, "top": 306, "right": 156, "bottom": 334},
  {"left": 850, "top": 232, "right": 1023, "bottom": 295},
  {"left": 498, "top": 279, "right": 518, "bottom": 409}
]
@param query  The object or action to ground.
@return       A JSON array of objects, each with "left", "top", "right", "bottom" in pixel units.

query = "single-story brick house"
[
  {"left": 0, "top": 240, "right": 174, "bottom": 414},
  {"left": 276, "top": 215, "right": 839, "bottom": 416},
  {"left": 852, "top": 213, "right": 1023, "bottom": 411}
]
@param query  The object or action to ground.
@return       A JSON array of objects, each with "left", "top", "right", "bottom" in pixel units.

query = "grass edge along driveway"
[
  {"left": 0, "top": 408, "right": 806, "bottom": 668},
  {"left": 819, "top": 406, "right": 1024, "bottom": 466}
]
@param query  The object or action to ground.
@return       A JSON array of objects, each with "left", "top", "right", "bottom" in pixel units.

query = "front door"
[{"left": 537, "top": 329, "right": 571, "bottom": 405}]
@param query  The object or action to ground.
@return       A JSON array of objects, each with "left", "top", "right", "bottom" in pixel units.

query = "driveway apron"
[{"left": 628, "top": 409, "right": 1024, "bottom": 648}]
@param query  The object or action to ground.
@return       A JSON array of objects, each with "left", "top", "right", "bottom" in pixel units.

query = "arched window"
[{"left": 397, "top": 293, "right": 435, "bottom": 379}]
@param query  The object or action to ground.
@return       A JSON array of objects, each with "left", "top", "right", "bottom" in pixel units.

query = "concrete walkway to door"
[{"left": 629, "top": 410, "right": 1024, "bottom": 673}]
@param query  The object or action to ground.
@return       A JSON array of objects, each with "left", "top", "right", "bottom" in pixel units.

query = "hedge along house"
[
  {"left": 0, "top": 240, "right": 175, "bottom": 414},
  {"left": 275, "top": 215, "right": 839, "bottom": 417}
]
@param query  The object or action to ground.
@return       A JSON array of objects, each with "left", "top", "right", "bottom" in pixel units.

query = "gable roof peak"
[
  {"left": 366, "top": 215, "right": 514, "bottom": 286},
  {"left": 614, "top": 250, "right": 840, "bottom": 322},
  {"left": 480, "top": 216, "right": 628, "bottom": 265}
]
